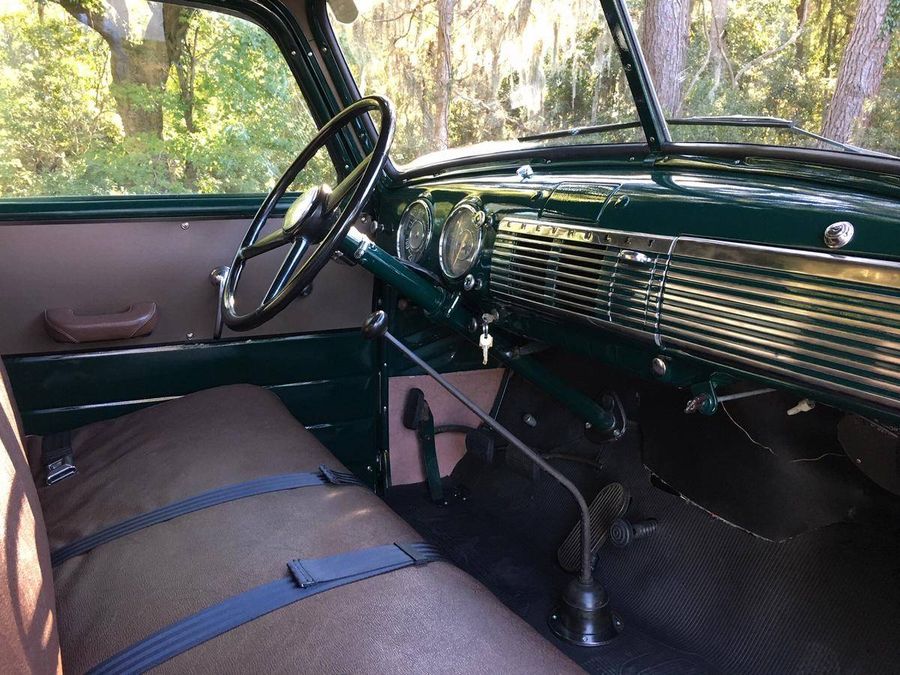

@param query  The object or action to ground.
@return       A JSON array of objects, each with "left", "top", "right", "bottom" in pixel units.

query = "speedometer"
[
  {"left": 396, "top": 199, "right": 433, "bottom": 263},
  {"left": 439, "top": 202, "right": 485, "bottom": 278}
]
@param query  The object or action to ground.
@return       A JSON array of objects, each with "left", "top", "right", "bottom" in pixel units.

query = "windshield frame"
[{"left": 311, "top": 0, "right": 900, "bottom": 178}]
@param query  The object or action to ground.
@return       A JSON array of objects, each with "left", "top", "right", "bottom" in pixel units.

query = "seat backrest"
[{"left": 0, "top": 361, "right": 61, "bottom": 673}]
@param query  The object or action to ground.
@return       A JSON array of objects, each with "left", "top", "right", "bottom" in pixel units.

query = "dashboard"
[{"left": 382, "top": 165, "right": 900, "bottom": 423}]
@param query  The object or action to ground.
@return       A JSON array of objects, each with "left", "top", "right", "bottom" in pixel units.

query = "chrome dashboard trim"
[
  {"left": 659, "top": 237, "right": 900, "bottom": 410},
  {"left": 489, "top": 217, "right": 673, "bottom": 337},
  {"left": 673, "top": 237, "right": 900, "bottom": 289},
  {"left": 487, "top": 218, "right": 900, "bottom": 411}
]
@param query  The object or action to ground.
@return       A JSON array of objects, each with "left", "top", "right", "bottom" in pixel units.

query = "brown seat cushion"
[
  {"left": 37, "top": 385, "right": 578, "bottom": 673},
  {"left": 0, "top": 361, "right": 62, "bottom": 674}
]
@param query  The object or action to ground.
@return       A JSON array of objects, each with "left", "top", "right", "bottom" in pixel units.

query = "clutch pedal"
[{"left": 557, "top": 482, "right": 629, "bottom": 573}]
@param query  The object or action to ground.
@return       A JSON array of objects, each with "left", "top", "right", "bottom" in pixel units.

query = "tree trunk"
[
  {"left": 164, "top": 6, "right": 197, "bottom": 133},
  {"left": 638, "top": 0, "right": 693, "bottom": 116},
  {"left": 708, "top": 0, "right": 729, "bottom": 100},
  {"left": 515, "top": 0, "right": 532, "bottom": 34},
  {"left": 795, "top": 0, "right": 813, "bottom": 62},
  {"left": 820, "top": 0, "right": 892, "bottom": 144},
  {"left": 55, "top": 0, "right": 187, "bottom": 137},
  {"left": 433, "top": 0, "right": 455, "bottom": 150}
]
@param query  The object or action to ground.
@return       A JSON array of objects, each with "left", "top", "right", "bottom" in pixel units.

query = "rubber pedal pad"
[{"left": 557, "top": 482, "right": 630, "bottom": 573}]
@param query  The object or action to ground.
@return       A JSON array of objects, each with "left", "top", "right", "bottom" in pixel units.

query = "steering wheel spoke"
[
  {"left": 326, "top": 154, "right": 371, "bottom": 213},
  {"left": 239, "top": 227, "right": 291, "bottom": 261},
  {"left": 263, "top": 237, "right": 310, "bottom": 304}
]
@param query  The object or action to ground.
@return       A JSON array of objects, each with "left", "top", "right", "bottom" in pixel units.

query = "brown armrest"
[{"left": 43, "top": 302, "right": 159, "bottom": 344}]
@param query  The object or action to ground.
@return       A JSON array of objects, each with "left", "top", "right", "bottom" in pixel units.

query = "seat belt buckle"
[
  {"left": 318, "top": 464, "right": 362, "bottom": 486},
  {"left": 287, "top": 559, "right": 318, "bottom": 588},
  {"left": 394, "top": 541, "right": 431, "bottom": 566},
  {"left": 46, "top": 454, "right": 77, "bottom": 486}
]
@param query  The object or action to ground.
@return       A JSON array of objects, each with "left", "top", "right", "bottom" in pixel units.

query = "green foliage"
[
  {"left": 333, "top": 0, "right": 898, "bottom": 161},
  {"left": 0, "top": 1, "right": 333, "bottom": 198},
  {"left": 637, "top": 0, "right": 898, "bottom": 153},
  {"left": 1, "top": 0, "right": 895, "bottom": 199}
]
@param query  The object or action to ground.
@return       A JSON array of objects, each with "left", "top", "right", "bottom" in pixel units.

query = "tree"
[
  {"left": 53, "top": 0, "right": 190, "bottom": 136},
  {"left": 638, "top": 0, "right": 693, "bottom": 115},
  {"left": 708, "top": 0, "right": 730, "bottom": 99},
  {"left": 820, "top": 0, "right": 893, "bottom": 143},
  {"left": 433, "top": 0, "right": 455, "bottom": 150}
]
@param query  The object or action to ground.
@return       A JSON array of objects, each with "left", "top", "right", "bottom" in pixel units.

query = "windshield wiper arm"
[
  {"left": 666, "top": 115, "right": 870, "bottom": 154},
  {"left": 519, "top": 115, "right": 894, "bottom": 158},
  {"left": 517, "top": 120, "right": 642, "bottom": 143}
]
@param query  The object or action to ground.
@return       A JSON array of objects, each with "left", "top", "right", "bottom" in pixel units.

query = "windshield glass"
[
  {"left": 328, "top": 0, "right": 642, "bottom": 166},
  {"left": 331, "top": 0, "right": 898, "bottom": 164},
  {"left": 622, "top": 0, "right": 897, "bottom": 157}
]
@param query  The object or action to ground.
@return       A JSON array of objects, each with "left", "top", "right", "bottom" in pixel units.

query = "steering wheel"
[{"left": 222, "top": 96, "right": 395, "bottom": 331}]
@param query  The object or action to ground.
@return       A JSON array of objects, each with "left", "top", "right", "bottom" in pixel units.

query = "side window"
[{"left": 0, "top": 1, "right": 334, "bottom": 197}]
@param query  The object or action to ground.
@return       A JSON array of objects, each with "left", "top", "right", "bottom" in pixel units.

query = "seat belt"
[
  {"left": 88, "top": 541, "right": 443, "bottom": 675},
  {"left": 42, "top": 430, "right": 77, "bottom": 485},
  {"left": 51, "top": 465, "right": 363, "bottom": 567}
]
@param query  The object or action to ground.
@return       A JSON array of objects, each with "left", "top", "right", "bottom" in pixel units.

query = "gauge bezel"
[
  {"left": 439, "top": 202, "right": 485, "bottom": 279},
  {"left": 396, "top": 198, "right": 434, "bottom": 264}
]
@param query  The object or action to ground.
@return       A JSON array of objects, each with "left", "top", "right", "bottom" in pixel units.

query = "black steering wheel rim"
[{"left": 222, "top": 95, "right": 395, "bottom": 331}]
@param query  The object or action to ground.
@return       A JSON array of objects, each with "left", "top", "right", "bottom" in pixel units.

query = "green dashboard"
[{"left": 369, "top": 158, "right": 900, "bottom": 424}]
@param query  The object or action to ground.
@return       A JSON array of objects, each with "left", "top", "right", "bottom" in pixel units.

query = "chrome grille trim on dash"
[
  {"left": 659, "top": 237, "right": 900, "bottom": 410},
  {"left": 489, "top": 217, "right": 674, "bottom": 338},
  {"left": 488, "top": 220, "right": 900, "bottom": 410}
]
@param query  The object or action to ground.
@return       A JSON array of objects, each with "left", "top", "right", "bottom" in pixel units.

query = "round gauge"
[
  {"left": 439, "top": 203, "right": 485, "bottom": 279},
  {"left": 396, "top": 200, "right": 433, "bottom": 263}
]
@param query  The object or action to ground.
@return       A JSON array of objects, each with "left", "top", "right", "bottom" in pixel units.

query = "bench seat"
[{"left": 2, "top": 371, "right": 578, "bottom": 673}]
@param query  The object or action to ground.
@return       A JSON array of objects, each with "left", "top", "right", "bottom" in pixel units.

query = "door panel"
[
  {"left": 3, "top": 330, "right": 380, "bottom": 484},
  {"left": 0, "top": 216, "right": 373, "bottom": 354}
]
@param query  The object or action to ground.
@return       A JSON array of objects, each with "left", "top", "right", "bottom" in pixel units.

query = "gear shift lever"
[{"left": 363, "top": 310, "right": 618, "bottom": 646}]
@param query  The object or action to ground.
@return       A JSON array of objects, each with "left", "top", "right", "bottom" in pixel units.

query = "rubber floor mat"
[
  {"left": 558, "top": 481, "right": 629, "bottom": 573},
  {"left": 386, "top": 454, "right": 717, "bottom": 674},
  {"left": 385, "top": 352, "right": 900, "bottom": 674},
  {"left": 386, "top": 429, "right": 900, "bottom": 674}
]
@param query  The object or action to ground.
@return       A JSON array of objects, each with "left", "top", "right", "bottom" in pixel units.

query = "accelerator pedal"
[{"left": 557, "top": 482, "right": 629, "bottom": 573}]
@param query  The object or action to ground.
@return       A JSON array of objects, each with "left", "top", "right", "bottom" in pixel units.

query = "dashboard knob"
[
  {"left": 824, "top": 221, "right": 854, "bottom": 249},
  {"left": 361, "top": 310, "right": 387, "bottom": 340}
]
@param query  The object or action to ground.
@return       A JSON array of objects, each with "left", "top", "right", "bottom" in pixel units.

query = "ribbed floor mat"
[
  {"left": 387, "top": 429, "right": 900, "bottom": 674},
  {"left": 557, "top": 482, "right": 629, "bottom": 573},
  {"left": 599, "top": 428, "right": 900, "bottom": 674},
  {"left": 386, "top": 453, "right": 717, "bottom": 674}
]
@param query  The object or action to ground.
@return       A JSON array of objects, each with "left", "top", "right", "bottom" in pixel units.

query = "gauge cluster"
[
  {"left": 396, "top": 199, "right": 432, "bottom": 263},
  {"left": 439, "top": 203, "right": 485, "bottom": 278},
  {"left": 394, "top": 196, "right": 488, "bottom": 285}
]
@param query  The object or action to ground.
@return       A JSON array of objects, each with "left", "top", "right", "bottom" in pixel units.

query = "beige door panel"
[{"left": 0, "top": 217, "right": 373, "bottom": 354}]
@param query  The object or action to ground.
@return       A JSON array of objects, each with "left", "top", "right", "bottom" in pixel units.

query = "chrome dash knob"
[{"left": 824, "top": 221, "right": 854, "bottom": 249}]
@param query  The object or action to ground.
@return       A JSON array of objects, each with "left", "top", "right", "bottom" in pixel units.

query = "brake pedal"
[{"left": 557, "top": 482, "right": 629, "bottom": 573}]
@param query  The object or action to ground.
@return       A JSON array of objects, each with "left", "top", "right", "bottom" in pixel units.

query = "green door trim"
[{"left": 3, "top": 328, "right": 382, "bottom": 485}]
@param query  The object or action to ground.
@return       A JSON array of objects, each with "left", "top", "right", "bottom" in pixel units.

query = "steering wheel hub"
[{"left": 283, "top": 186, "right": 322, "bottom": 234}]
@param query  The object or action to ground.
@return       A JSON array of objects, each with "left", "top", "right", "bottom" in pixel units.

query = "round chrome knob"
[
  {"left": 824, "top": 221, "right": 854, "bottom": 249},
  {"left": 516, "top": 164, "right": 534, "bottom": 180}
]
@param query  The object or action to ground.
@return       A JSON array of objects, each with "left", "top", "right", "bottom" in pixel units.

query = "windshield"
[
  {"left": 632, "top": 0, "right": 898, "bottom": 158},
  {"left": 330, "top": 0, "right": 898, "bottom": 164},
  {"left": 328, "top": 0, "right": 642, "bottom": 166}
]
